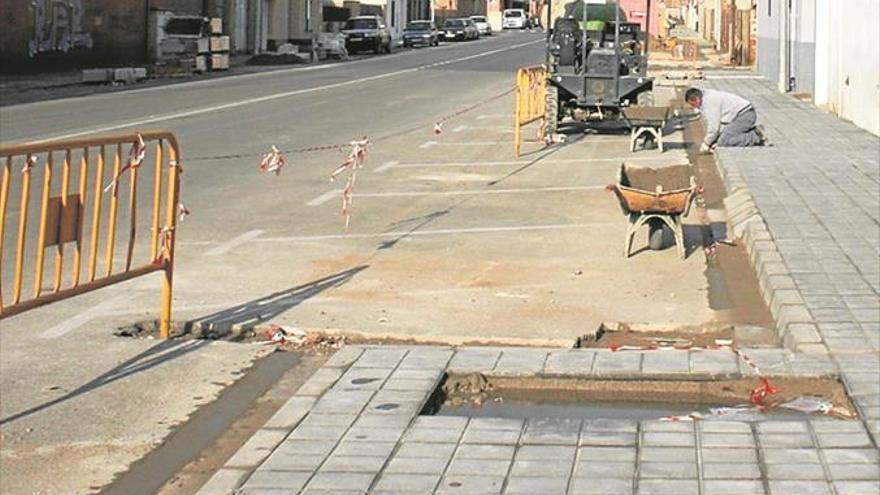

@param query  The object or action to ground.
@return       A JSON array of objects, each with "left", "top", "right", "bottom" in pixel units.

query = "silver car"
[{"left": 470, "top": 16, "right": 492, "bottom": 36}]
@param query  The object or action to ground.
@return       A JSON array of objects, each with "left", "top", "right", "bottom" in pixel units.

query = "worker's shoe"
[{"left": 755, "top": 124, "right": 770, "bottom": 146}]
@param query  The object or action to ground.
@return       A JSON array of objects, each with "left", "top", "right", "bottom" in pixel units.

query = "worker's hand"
[{"left": 699, "top": 142, "right": 712, "bottom": 154}]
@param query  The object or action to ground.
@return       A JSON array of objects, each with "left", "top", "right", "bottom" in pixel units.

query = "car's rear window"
[
  {"left": 445, "top": 20, "right": 465, "bottom": 27},
  {"left": 345, "top": 19, "right": 378, "bottom": 29},
  {"left": 407, "top": 22, "right": 431, "bottom": 30},
  {"left": 504, "top": 11, "right": 523, "bottom": 17},
  {"left": 472, "top": 16, "right": 487, "bottom": 22}
]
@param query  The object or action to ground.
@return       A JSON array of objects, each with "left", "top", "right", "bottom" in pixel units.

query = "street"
[{"left": 2, "top": 25, "right": 878, "bottom": 495}]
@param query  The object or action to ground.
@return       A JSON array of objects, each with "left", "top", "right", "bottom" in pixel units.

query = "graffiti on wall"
[{"left": 28, "top": 0, "right": 94, "bottom": 57}]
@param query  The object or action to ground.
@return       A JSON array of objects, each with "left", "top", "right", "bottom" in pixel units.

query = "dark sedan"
[
  {"left": 342, "top": 16, "right": 393, "bottom": 54},
  {"left": 402, "top": 21, "right": 439, "bottom": 47},
  {"left": 441, "top": 18, "right": 479, "bottom": 41}
]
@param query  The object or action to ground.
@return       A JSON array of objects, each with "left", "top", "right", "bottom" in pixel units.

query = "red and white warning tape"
[
  {"left": 431, "top": 87, "right": 515, "bottom": 135},
  {"left": 104, "top": 134, "right": 147, "bottom": 193},
  {"left": 608, "top": 340, "right": 781, "bottom": 416},
  {"left": 329, "top": 137, "right": 370, "bottom": 229}
]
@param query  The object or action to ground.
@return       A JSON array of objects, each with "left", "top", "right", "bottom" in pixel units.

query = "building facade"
[{"left": 756, "top": 0, "right": 879, "bottom": 135}]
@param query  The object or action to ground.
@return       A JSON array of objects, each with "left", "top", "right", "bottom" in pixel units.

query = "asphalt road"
[{"left": 1, "top": 32, "right": 767, "bottom": 495}]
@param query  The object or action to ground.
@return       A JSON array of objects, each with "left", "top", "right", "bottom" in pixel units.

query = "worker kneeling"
[{"left": 685, "top": 87, "right": 768, "bottom": 152}]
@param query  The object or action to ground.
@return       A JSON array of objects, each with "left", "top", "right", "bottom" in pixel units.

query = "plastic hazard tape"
[
  {"left": 329, "top": 137, "right": 370, "bottom": 229},
  {"left": 608, "top": 340, "right": 780, "bottom": 412},
  {"left": 432, "top": 87, "right": 515, "bottom": 135},
  {"left": 104, "top": 134, "right": 147, "bottom": 193}
]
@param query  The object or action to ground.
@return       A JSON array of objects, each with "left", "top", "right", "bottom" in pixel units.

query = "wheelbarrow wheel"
[{"left": 648, "top": 219, "right": 667, "bottom": 250}]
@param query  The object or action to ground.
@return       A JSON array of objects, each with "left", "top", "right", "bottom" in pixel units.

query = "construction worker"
[{"left": 685, "top": 87, "right": 767, "bottom": 152}]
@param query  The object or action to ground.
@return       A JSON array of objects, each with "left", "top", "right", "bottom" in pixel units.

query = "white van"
[{"left": 502, "top": 9, "right": 526, "bottom": 29}]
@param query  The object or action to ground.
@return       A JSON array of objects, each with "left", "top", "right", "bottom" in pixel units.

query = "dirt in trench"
[
  {"left": 433, "top": 373, "right": 857, "bottom": 420},
  {"left": 576, "top": 322, "right": 734, "bottom": 348},
  {"left": 664, "top": 87, "right": 775, "bottom": 329}
]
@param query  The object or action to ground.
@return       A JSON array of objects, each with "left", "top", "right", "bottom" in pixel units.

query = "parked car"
[
  {"left": 441, "top": 18, "right": 479, "bottom": 41},
  {"left": 342, "top": 15, "right": 393, "bottom": 54},
  {"left": 470, "top": 15, "right": 492, "bottom": 36},
  {"left": 502, "top": 9, "right": 526, "bottom": 29},
  {"left": 402, "top": 20, "right": 439, "bottom": 47}
]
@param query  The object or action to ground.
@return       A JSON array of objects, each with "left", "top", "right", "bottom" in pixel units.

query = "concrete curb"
[{"left": 716, "top": 152, "right": 831, "bottom": 355}]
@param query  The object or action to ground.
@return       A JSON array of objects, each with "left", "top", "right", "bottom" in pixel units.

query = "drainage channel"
[
  {"left": 99, "top": 350, "right": 306, "bottom": 495},
  {"left": 422, "top": 374, "right": 858, "bottom": 422}
]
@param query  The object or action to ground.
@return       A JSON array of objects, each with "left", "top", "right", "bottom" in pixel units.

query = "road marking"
[
  {"left": 26, "top": 39, "right": 543, "bottom": 143},
  {"left": 389, "top": 155, "right": 678, "bottom": 169},
  {"left": 307, "top": 189, "right": 342, "bottom": 206},
  {"left": 257, "top": 222, "right": 612, "bottom": 242},
  {"left": 419, "top": 140, "right": 508, "bottom": 148},
  {"left": 477, "top": 114, "right": 510, "bottom": 120},
  {"left": 373, "top": 160, "right": 399, "bottom": 173},
  {"left": 356, "top": 185, "right": 605, "bottom": 198},
  {"left": 205, "top": 229, "right": 265, "bottom": 256},
  {"left": 39, "top": 295, "right": 128, "bottom": 339}
]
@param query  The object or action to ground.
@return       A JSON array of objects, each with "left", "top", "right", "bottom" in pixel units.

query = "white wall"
[{"left": 820, "top": 0, "right": 879, "bottom": 135}]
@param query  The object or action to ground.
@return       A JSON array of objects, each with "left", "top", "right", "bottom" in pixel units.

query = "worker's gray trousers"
[{"left": 718, "top": 107, "right": 763, "bottom": 147}]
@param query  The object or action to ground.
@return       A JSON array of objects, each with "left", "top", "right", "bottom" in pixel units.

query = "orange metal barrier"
[
  {"left": 0, "top": 130, "right": 182, "bottom": 338},
  {"left": 513, "top": 65, "right": 548, "bottom": 158}
]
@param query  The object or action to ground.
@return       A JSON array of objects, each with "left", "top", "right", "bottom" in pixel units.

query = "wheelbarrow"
[
  {"left": 608, "top": 163, "right": 697, "bottom": 259},
  {"left": 622, "top": 106, "right": 671, "bottom": 152}
]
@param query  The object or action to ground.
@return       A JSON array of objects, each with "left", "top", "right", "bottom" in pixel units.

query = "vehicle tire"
[
  {"left": 637, "top": 90, "right": 654, "bottom": 107},
  {"left": 385, "top": 41, "right": 393, "bottom": 53},
  {"left": 544, "top": 84, "right": 559, "bottom": 136},
  {"left": 648, "top": 219, "right": 667, "bottom": 250}
]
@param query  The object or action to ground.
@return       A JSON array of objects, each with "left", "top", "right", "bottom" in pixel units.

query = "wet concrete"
[
  {"left": 100, "top": 350, "right": 302, "bottom": 495},
  {"left": 434, "top": 395, "right": 810, "bottom": 421}
]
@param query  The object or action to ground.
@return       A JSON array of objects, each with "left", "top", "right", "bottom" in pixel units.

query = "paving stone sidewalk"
[
  {"left": 701, "top": 72, "right": 880, "bottom": 441},
  {"left": 198, "top": 346, "right": 879, "bottom": 495}
]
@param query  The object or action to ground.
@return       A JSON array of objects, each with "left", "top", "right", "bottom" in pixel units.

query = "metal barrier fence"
[
  {"left": 513, "top": 65, "right": 548, "bottom": 158},
  {"left": 0, "top": 130, "right": 181, "bottom": 338}
]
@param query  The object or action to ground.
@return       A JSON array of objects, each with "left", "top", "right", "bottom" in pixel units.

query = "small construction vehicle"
[{"left": 544, "top": 0, "right": 655, "bottom": 134}]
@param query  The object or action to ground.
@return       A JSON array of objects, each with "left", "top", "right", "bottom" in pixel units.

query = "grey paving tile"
[
  {"left": 395, "top": 442, "right": 458, "bottom": 459},
  {"left": 447, "top": 348, "right": 501, "bottom": 373},
  {"left": 639, "top": 447, "right": 696, "bottom": 462},
  {"left": 642, "top": 432, "right": 696, "bottom": 447},
  {"left": 304, "top": 472, "right": 375, "bottom": 492},
  {"left": 702, "top": 479, "right": 765, "bottom": 495},
  {"left": 639, "top": 462, "right": 697, "bottom": 478},
  {"left": 543, "top": 350, "right": 596, "bottom": 374},
  {"left": 821, "top": 449, "right": 880, "bottom": 464},
  {"left": 455, "top": 444, "right": 516, "bottom": 460},
  {"left": 321, "top": 454, "right": 389, "bottom": 472},
  {"left": 579, "top": 446, "right": 638, "bottom": 462},
  {"left": 515, "top": 445, "right": 576, "bottom": 461},
  {"left": 569, "top": 477, "right": 634, "bottom": 494},
  {"left": 493, "top": 348, "right": 548, "bottom": 374},
  {"left": 333, "top": 441, "right": 397, "bottom": 458},
  {"left": 593, "top": 351, "right": 642, "bottom": 374},
  {"left": 574, "top": 460, "right": 636, "bottom": 478},
  {"left": 762, "top": 448, "right": 822, "bottom": 464},
  {"left": 765, "top": 463, "right": 826, "bottom": 480},
  {"left": 461, "top": 427, "right": 522, "bottom": 445},
  {"left": 521, "top": 418, "right": 581, "bottom": 445},
  {"left": 445, "top": 458, "right": 512, "bottom": 477},
  {"left": 832, "top": 481, "right": 880, "bottom": 495},
  {"left": 636, "top": 479, "right": 698, "bottom": 495},
  {"left": 384, "top": 456, "right": 450, "bottom": 475},
  {"left": 508, "top": 459, "right": 572, "bottom": 477},
  {"left": 580, "top": 429, "right": 637, "bottom": 446},
  {"left": 373, "top": 473, "right": 441, "bottom": 492},
  {"left": 815, "top": 432, "right": 874, "bottom": 448},
  {"left": 768, "top": 481, "right": 832, "bottom": 495},
  {"left": 700, "top": 433, "right": 756, "bottom": 449},
  {"left": 502, "top": 476, "right": 568, "bottom": 494},
  {"left": 702, "top": 463, "right": 762, "bottom": 479},
  {"left": 701, "top": 448, "right": 758, "bottom": 463},
  {"left": 436, "top": 475, "right": 504, "bottom": 495},
  {"left": 826, "top": 463, "right": 880, "bottom": 480},
  {"left": 582, "top": 418, "right": 638, "bottom": 432},
  {"left": 241, "top": 470, "right": 311, "bottom": 490}
]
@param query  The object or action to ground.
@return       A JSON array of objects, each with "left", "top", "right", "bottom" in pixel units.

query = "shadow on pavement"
[
  {"left": 0, "top": 339, "right": 210, "bottom": 426},
  {"left": 186, "top": 265, "right": 369, "bottom": 332}
]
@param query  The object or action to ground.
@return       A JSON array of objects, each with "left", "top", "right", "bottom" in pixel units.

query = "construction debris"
[{"left": 262, "top": 325, "right": 345, "bottom": 354}]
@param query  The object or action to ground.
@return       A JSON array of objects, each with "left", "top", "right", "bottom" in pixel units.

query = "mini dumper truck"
[{"left": 544, "top": 0, "right": 655, "bottom": 135}]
